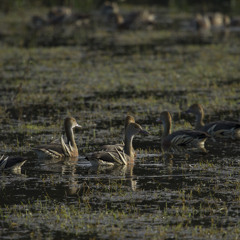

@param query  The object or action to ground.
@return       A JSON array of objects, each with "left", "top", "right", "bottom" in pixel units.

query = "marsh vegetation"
[{"left": 0, "top": 1, "right": 240, "bottom": 239}]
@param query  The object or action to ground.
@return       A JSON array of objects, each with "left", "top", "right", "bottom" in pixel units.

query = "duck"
[
  {"left": 33, "top": 117, "right": 81, "bottom": 158},
  {"left": 47, "top": 6, "right": 72, "bottom": 25},
  {"left": 87, "top": 122, "right": 149, "bottom": 166},
  {"left": 185, "top": 104, "right": 240, "bottom": 139},
  {"left": 118, "top": 10, "right": 155, "bottom": 30},
  {"left": 194, "top": 13, "right": 211, "bottom": 31},
  {"left": 0, "top": 155, "right": 26, "bottom": 171},
  {"left": 208, "top": 12, "right": 231, "bottom": 28},
  {"left": 101, "top": 115, "right": 135, "bottom": 152},
  {"left": 157, "top": 111, "right": 210, "bottom": 150}
]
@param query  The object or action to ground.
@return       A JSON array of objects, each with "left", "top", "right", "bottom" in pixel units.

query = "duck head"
[
  {"left": 185, "top": 104, "right": 203, "bottom": 115},
  {"left": 126, "top": 122, "right": 149, "bottom": 137},
  {"left": 156, "top": 111, "right": 172, "bottom": 125},
  {"left": 64, "top": 117, "right": 82, "bottom": 130}
]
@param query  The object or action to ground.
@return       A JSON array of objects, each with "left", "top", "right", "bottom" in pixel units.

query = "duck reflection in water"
[
  {"left": 162, "top": 145, "right": 207, "bottom": 155},
  {"left": 37, "top": 157, "right": 87, "bottom": 196},
  {"left": 89, "top": 162, "right": 137, "bottom": 191}
]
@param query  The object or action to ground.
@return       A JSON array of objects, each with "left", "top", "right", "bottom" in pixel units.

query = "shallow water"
[
  {"left": 0, "top": 138, "right": 239, "bottom": 239},
  {"left": 0, "top": 5, "right": 240, "bottom": 240},
  {"left": 1, "top": 115, "right": 239, "bottom": 240}
]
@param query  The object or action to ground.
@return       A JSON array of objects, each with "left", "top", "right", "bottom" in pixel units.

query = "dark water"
[
  {"left": 0, "top": 5, "right": 240, "bottom": 239},
  {"left": 0, "top": 110, "right": 239, "bottom": 239}
]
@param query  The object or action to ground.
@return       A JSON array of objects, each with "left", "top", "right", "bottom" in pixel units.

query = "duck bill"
[
  {"left": 75, "top": 124, "right": 82, "bottom": 129},
  {"left": 140, "top": 129, "right": 150, "bottom": 136}
]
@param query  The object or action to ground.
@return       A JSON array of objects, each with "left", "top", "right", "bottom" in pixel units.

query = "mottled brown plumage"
[
  {"left": 0, "top": 155, "right": 26, "bottom": 170},
  {"left": 87, "top": 122, "right": 149, "bottom": 166},
  {"left": 101, "top": 115, "right": 135, "bottom": 152},
  {"left": 157, "top": 111, "right": 209, "bottom": 149},
  {"left": 33, "top": 117, "right": 81, "bottom": 158}
]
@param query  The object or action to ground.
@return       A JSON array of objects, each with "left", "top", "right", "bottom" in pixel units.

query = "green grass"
[{"left": 0, "top": 5, "right": 240, "bottom": 240}]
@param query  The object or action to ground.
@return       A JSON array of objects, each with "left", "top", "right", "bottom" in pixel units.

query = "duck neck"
[
  {"left": 195, "top": 112, "right": 204, "bottom": 129},
  {"left": 124, "top": 134, "right": 134, "bottom": 158},
  {"left": 66, "top": 126, "right": 77, "bottom": 148},
  {"left": 162, "top": 120, "right": 171, "bottom": 138}
]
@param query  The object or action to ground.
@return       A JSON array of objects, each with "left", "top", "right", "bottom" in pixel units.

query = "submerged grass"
[
  {"left": 0, "top": 4, "right": 240, "bottom": 240},
  {"left": 0, "top": 190, "right": 239, "bottom": 240}
]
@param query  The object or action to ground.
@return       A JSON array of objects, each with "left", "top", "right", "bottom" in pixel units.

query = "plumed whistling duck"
[
  {"left": 157, "top": 111, "right": 210, "bottom": 150},
  {"left": 87, "top": 122, "right": 149, "bottom": 166},
  {"left": 101, "top": 115, "right": 135, "bottom": 152},
  {"left": 33, "top": 117, "right": 81, "bottom": 158},
  {"left": 0, "top": 155, "right": 26, "bottom": 171},
  {"left": 185, "top": 104, "right": 240, "bottom": 139}
]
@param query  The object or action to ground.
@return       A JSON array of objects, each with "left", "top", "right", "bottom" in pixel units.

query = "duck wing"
[
  {"left": 0, "top": 155, "right": 8, "bottom": 170},
  {"left": 87, "top": 148, "right": 128, "bottom": 165},
  {"left": 168, "top": 130, "right": 209, "bottom": 145},
  {"left": 101, "top": 143, "right": 124, "bottom": 152},
  {"left": 203, "top": 121, "right": 240, "bottom": 137},
  {"left": 33, "top": 143, "right": 65, "bottom": 158},
  {"left": 4, "top": 157, "right": 26, "bottom": 169}
]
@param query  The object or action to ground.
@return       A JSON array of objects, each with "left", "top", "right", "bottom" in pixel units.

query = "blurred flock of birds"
[
  {"left": 29, "top": 1, "right": 155, "bottom": 31},
  {"left": 28, "top": 1, "right": 240, "bottom": 33}
]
